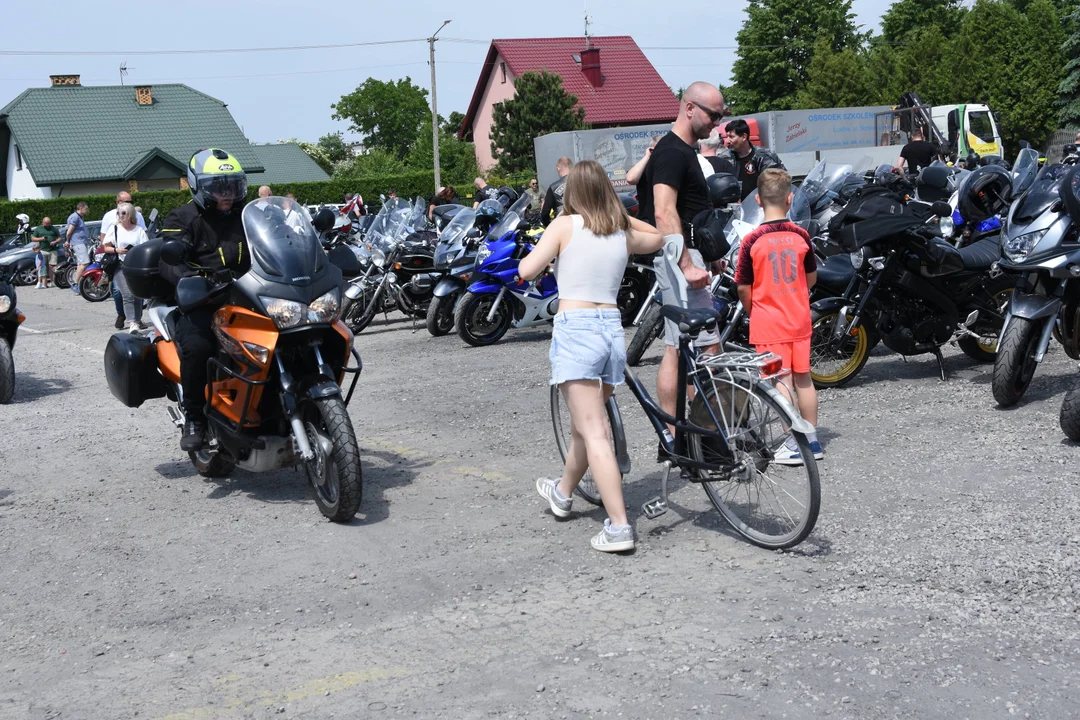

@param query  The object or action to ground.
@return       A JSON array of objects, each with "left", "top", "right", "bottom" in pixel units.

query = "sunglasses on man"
[{"left": 691, "top": 101, "right": 724, "bottom": 123}]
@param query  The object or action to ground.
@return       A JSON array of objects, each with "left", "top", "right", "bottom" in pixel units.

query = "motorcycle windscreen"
[
  {"left": 243, "top": 197, "right": 327, "bottom": 285},
  {"left": 435, "top": 208, "right": 476, "bottom": 267},
  {"left": 801, "top": 159, "right": 854, "bottom": 210},
  {"left": 1013, "top": 164, "right": 1069, "bottom": 224},
  {"left": 1011, "top": 148, "right": 1040, "bottom": 196}
]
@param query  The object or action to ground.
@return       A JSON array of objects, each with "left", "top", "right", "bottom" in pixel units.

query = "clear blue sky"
[{"left": 3, "top": 0, "right": 893, "bottom": 145}]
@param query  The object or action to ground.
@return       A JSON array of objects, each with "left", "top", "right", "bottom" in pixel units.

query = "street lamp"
[{"left": 429, "top": 19, "right": 451, "bottom": 193}]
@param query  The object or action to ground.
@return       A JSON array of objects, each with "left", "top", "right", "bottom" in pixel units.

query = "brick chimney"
[
  {"left": 49, "top": 74, "right": 81, "bottom": 87},
  {"left": 135, "top": 86, "right": 153, "bottom": 105},
  {"left": 581, "top": 47, "right": 602, "bottom": 88}
]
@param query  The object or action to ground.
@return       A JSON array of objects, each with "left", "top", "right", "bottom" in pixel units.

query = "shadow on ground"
[
  {"left": 153, "top": 446, "right": 423, "bottom": 525},
  {"left": 12, "top": 373, "right": 73, "bottom": 403}
]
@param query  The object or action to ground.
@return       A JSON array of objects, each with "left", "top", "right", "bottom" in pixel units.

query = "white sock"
[{"left": 807, "top": 431, "right": 818, "bottom": 444}]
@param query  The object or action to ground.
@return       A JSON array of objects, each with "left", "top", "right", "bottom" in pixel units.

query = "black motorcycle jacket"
[
  {"left": 729, "top": 146, "right": 785, "bottom": 200},
  {"left": 160, "top": 201, "right": 250, "bottom": 286}
]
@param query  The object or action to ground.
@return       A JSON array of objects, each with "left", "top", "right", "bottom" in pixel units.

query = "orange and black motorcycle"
[{"left": 104, "top": 197, "right": 364, "bottom": 522}]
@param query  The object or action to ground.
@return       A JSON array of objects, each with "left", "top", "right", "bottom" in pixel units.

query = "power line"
[{"left": 0, "top": 38, "right": 425, "bottom": 57}]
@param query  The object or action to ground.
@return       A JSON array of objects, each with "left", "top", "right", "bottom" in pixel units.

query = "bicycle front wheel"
[
  {"left": 549, "top": 384, "right": 619, "bottom": 506},
  {"left": 687, "top": 378, "right": 820, "bottom": 549}
]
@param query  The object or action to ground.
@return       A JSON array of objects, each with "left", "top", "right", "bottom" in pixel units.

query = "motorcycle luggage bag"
[
  {"left": 123, "top": 239, "right": 174, "bottom": 300},
  {"left": 104, "top": 333, "right": 168, "bottom": 408}
]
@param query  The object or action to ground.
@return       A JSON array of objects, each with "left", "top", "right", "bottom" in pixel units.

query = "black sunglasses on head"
[{"left": 691, "top": 101, "right": 724, "bottom": 123}]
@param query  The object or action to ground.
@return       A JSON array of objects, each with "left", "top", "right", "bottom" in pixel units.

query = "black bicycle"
[{"left": 550, "top": 306, "right": 821, "bottom": 549}]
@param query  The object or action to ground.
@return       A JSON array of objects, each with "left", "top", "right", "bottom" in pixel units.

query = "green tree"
[
  {"left": 730, "top": 0, "right": 864, "bottom": 112},
  {"left": 317, "top": 132, "right": 352, "bottom": 165},
  {"left": 863, "top": 25, "right": 953, "bottom": 105},
  {"left": 795, "top": 34, "right": 872, "bottom": 108},
  {"left": 488, "top": 71, "right": 587, "bottom": 175},
  {"left": 441, "top": 111, "right": 467, "bottom": 136},
  {"left": 334, "top": 148, "right": 407, "bottom": 178},
  {"left": 879, "top": 0, "right": 966, "bottom": 42},
  {"left": 1061, "top": 4, "right": 1080, "bottom": 126},
  {"left": 332, "top": 77, "right": 430, "bottom": 159},
  {"left": 406, "top": 125, "right": 478, "bottom": 184}
]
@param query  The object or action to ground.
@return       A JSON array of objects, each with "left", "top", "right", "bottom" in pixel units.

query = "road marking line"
[{"left": 154, "top": 666, "right": 408, "bottom": 720}]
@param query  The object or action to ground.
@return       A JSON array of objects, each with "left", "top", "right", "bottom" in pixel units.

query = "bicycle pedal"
[{"left": 642, "top": 497, "right": 668, "bottom": 520}]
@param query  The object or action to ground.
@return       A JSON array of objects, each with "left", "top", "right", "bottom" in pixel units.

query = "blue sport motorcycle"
[{"left": 455, "top": 205, "right": 558, "bottom": 347}]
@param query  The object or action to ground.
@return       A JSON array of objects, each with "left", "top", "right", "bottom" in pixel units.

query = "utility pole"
[{"left": 428, "top": 20, "right": 451, "bottom": 193}]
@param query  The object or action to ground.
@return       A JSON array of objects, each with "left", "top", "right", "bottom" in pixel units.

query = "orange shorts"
[{"left": 756, "top": 338, "right": 811, "bottom": 374}]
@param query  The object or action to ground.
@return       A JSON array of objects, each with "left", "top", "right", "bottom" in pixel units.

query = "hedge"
[{"left": 0, "top": 170, "right": 479, "bottom": 229}]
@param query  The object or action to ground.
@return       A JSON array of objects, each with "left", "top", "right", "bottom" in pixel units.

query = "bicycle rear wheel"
[
  {"left": 687, "top": 378, "right": 820, "bottom": 549},
  {"left": 549, "top": 384, "right": 619, "bottom": 506}
]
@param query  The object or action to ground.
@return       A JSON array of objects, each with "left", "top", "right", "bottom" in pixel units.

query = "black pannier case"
[{"left": 104, "top": 333, "right": 167, "bottom": 408}]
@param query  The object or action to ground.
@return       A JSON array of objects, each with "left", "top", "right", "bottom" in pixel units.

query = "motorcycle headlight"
[
  {"left": 371, "top": 247, "right": 386, "bottom": 268},
  {"left": 0, "top": 295, "right": 11, "bottom": 314},
  {"left": 475, "top": 243, "right": 493, "bottom": 266},
  {"left": 1002, "top": 229, "right": 1048, "bottom": 262},
  {"left": 850, "top": 249, "right": 866, "bottom": 269},
  {"left": 261, "top": 296, "right": 305, "bottom": 329},
  {"left": 307, "top": 288, "right": 341, "bottom": 323},
  {"left": 938, "top": 215, "right": 955, "bottom": 239}
]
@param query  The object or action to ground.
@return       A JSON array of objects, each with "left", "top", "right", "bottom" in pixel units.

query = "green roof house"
[
  {"left": 249, "top": 143, "right": 330, "bottom": 186},
  {"left": 0, "top": 75, "right": 266, "bottom": 201}
]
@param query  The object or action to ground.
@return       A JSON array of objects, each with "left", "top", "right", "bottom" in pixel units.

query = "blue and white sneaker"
[{"left": 773, "top": 440, "right": 824, "bottom": 466}]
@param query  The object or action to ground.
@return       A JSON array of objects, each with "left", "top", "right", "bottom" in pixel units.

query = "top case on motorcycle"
[{"left": 123, "top": 239, "right": 175, "bottom": 300}]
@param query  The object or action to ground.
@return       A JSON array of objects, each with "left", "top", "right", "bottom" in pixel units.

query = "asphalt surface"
[{"left": 2, "top": 288, "right": 1079, "bottom": 719}]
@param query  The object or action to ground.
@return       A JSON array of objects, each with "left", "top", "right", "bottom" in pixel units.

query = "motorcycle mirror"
[
  {"left": 931, "top": 201, "right": 953, "bottom": 218},
  {"left": 160, "top": 240, "right": 187, "bottom": 266},
  {"left": 175, "top": 276, "right": 212, "bottom": 313},
  {"left": 149, "top": 208, "right": 159, "bottom": 222},
  {"left": 312, "top": 208, "right": 336, "bottom": 234},
  {"left": 517, "top": 219, "right": 531, "bottom": 232}
]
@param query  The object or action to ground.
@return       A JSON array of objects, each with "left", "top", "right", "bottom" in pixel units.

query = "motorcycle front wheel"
[
  {"left": 425, "top": 292, "right": 458, "bottom": 337},
  {"left": 342, "top": 283, "right": 383, "bottom": 334},
  {"left": 79, "top": 275, "right": 111, "bottom": 302},
  {"left": 53, "top": 265, "right": 71, "bottom": 289},
  {"left": 0, "top": 335, "right": 14, "bottom": 404},
  {"left": 302, "top": 395, "right": 363, "bottom": 522},
  {"left": 809, "top": 308, "right": 871, "bottom": 388},
  {"left": 992, "top": 316, "right": 1042, "bottom": 407},
  {"left": 455, "top": 291, "right": 512, "bottom": 347}
]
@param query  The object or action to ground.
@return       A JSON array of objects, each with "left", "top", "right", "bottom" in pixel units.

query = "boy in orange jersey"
[{"left": 734, "top": 168, "right": 822, "bottom": 464}]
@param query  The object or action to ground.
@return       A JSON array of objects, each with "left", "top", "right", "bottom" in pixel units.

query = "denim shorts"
[{"left": 550, "top": 308, "right": 626, "bottom": 386}]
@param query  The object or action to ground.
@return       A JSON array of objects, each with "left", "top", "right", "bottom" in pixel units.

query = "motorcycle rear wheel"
[
  {"left": 425, "top": 292, "right": 457, "bottom": 337},
  {"left": 455, "top": 291, "right": 512, "bottom": 347},
  {"left": 626, "top": 303, "right": 663, "bottom": 367},
  {"left": 810, "top": 308, "right": 871, "bottom": 388},
  {"left": 53, "top": 265, "right": 71, "bottom": 289},
  {"left": 79, "top": 275, "right": 111, "bottom": 302},
  {"left": 617, "top": 271, "right": 650, "bottom": 327},
  {"left": 1060, "top": 386, "right": 1080, "bottom": 441},
  {"left": 189, "top": 449, "right": 236, "bottom": 478},
  {"left": 0, "top": 336, "right": 14, "bottom": 404},
  {"left": 302, "top": 395, "right": 363, "bottom": 522}
]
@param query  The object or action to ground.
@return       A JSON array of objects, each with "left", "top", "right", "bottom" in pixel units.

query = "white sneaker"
[
  {"left": 590, "top": 519, "right": 635, "bottom": 553},
  {"left": 535, "top": 477, "right": 572, "bottom": 518}
]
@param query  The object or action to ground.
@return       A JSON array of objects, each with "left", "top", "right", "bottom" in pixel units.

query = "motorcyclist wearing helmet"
[
  {"left": 161, "top": 148, "right": 250, "bottom": 451},
  {"left": 724, "top": 119, "right": 784, "bottom": 200}
]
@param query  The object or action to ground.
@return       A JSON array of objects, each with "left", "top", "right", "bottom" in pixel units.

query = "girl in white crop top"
[{"left": 519, "top": 160, "right": 664, "bottom": 553}]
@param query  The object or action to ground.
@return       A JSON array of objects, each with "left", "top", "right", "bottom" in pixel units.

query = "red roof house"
[{"left": 459, "top": 36, "right": 679, "bottom": 171}]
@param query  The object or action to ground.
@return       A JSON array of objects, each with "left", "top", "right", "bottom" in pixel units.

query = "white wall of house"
[{"left": 6, "top": 135, "right": 52, "bottom": 201}]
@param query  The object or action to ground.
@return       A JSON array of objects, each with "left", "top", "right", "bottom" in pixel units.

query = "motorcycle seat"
[
  {"left": 956, "top": 236, "right": 1000, "bottom": 271},
  {"left": 660, "top": 305, "right": 719, "bottom": 334},
  {"left": 816, "top": 255, "right": 855, "bottom": 291}
]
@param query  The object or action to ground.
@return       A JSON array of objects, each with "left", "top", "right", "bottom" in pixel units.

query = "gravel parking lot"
[{"left": 2, "top": 290, "right": 1079, "bottom": 719}]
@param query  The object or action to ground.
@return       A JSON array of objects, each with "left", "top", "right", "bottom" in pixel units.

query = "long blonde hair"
[{"left": 562, "top": 160, "right": 631, "bottom": 236}]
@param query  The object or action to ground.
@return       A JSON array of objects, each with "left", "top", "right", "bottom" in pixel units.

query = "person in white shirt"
[
  {"left": 283, "top": 194, "right": 306, "bottom": 233},
  {"left": 99, "top": 191, "right": 146, "bottom": 239},
  {"left": 102, "top": 202, "right": 150, "bottom": 333}
]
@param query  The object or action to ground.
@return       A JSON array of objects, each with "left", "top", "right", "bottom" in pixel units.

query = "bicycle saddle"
[{"left": 660, "top": 305, "right": 719, "bottom": 334}]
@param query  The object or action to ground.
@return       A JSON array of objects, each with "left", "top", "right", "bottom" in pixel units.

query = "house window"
[
  {"left": 500, "top": 62, "right": 507, "bottom": 84},
  {"left": 14, "top": 144, "right": 22, "bottom": 171}
]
